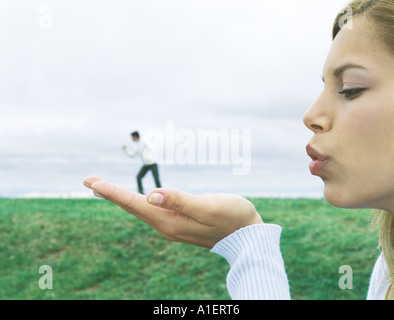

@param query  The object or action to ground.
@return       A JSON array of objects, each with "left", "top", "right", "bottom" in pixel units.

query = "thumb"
[
  {"left": 147, "top": 189, "right": 263, "bottom": 229},
  {"left": 147, "top": 188, "right": 212, "bottom": 220}
]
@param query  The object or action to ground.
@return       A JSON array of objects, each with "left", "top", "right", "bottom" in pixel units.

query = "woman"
[{"left": 84, "top": 0, "right": 394, "bottom": 300}]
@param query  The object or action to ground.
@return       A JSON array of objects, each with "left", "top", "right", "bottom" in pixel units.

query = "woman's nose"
[{"left": 303, "top": 93, "right": 333, "bottom": 134}]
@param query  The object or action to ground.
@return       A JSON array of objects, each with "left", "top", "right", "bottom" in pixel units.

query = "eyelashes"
[{"left": 338, "top": 88, "right": 367, "bottom": 99}]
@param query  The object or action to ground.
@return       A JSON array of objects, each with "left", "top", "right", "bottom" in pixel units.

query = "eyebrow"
[{"left": 321, "top": 64, "right": 368, "bottom": 83}]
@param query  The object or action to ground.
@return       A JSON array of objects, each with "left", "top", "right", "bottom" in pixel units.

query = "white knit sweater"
[{"left": 211, "top": 224, "right": 391, "bottom": 300}]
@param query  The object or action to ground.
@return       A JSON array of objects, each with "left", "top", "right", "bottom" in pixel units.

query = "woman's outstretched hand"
[{"left": 83, "top": 176, "right": 263, "bottom": 249}]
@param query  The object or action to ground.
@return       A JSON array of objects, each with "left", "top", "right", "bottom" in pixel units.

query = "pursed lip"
[
  {"left": 306, "top": 144, "right": 328, "bottom": 175},
  {"left": 306, "top": 145, "right": 326, "bottom": 161}
]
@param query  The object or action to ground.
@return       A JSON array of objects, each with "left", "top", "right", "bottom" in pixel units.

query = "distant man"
[{"left": 122, "top": 131, "right": 161, "bottom": 194}]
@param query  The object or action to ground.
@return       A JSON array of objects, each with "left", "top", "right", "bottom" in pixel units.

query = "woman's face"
[{"left": 303, "top": 18, "right": 394, "bottom": 211}]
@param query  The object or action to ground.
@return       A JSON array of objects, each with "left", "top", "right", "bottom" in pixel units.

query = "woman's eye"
[{"left": 338, "top": 88, "right": 366, "bottom": 99}]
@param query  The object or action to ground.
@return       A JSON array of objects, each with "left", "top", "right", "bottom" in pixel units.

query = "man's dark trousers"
[{"left": 137, "top": 163, "right": 161, "bottom": 194}]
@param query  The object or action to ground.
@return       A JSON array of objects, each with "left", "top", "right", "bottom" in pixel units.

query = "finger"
[
  {"left": 84, "top": 178, "right": 211, "bottom": 245},
  {"left": 90, "top": 180, "right": 171, "bottom": 226},
  {"left": 83, "top": 176, "right": 105, "bottom": 198},
  {"left": 83, "top": 175, "right": 103, "bottom": 189},
  {"left": 91, "top": 180, "right": 144, "bottom": 208}
]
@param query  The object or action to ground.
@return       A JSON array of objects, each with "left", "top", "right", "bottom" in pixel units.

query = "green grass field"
[{"left": 0, "top": 198, "right": 380, "bottom": 300}]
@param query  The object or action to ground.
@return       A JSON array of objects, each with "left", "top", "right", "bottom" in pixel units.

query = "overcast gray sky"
[{"left": 0, "top": 0, "right": 349, "bottom": 197}]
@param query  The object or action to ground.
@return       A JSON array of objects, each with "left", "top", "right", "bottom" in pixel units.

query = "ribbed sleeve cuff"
[{"left": 211, "top": 224, "right": 290, "bottom": 300}]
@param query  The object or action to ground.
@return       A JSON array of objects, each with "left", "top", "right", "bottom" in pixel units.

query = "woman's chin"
[
  {"left": 323, "top": 184, "right": 381, "bottom": 210},
  {"left": 323, "top": 185, "right": 360, "bottom": 209}
]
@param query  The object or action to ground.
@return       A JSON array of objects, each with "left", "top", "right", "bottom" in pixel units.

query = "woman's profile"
[{"left": 84, "top": 0, "right": 394, "bottom": 300}]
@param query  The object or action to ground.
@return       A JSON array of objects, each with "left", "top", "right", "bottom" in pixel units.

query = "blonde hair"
[
  {"left": 372, "top": 211, "right": 394, "bottom": 299},
  {"left": 333, "top": 0, "right": 394, "bottom": 300},
  {"left": 333, "top": 0, "right": 394, "bottom": 53}
]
